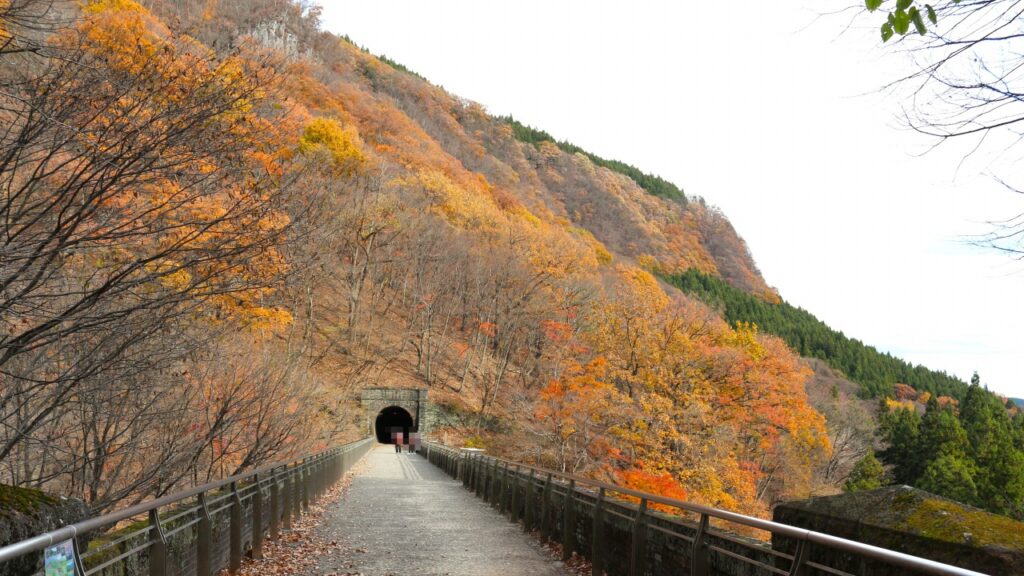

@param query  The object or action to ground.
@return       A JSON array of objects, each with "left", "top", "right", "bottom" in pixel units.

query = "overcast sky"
[{"left": 318, "top": 1, "right": 1024, "bottom": 399}]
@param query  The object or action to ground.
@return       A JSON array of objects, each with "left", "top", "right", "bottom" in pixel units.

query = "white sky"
[{"left": 317, "top": 1, "right": 1024, "bottom": 399}]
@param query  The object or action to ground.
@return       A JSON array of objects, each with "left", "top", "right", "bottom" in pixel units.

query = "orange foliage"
[
  {"left": 615, "top": 467, "right": 688, "bottom": 513},
  {"left": 74, "top": 0, "right": 296, "bottom": 330},
  {"left": 893, "top": 382, "right": 919, "bottom": 401},
  {"left": 45, "top": 0, "right": 837, "bottom": 520}
]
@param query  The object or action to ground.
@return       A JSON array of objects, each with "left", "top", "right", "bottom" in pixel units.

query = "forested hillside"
[
  {"left": 667, "top": 269, "right": 968, "bottom": 399},
  {"left": 879, "top": 376, "right": 1024, "bottom": 519},
  {"left": 0, "top": 0, "right": 834, "bottom": 520},
  {"left": 498, "top": 116, "right": 687, "bottom": 202},
  {"left": 6, "top": 0, "right": 1018, "bottom": 527},
  {"left": 667, "top": 269, "right": 1024, "bottom": 518}
]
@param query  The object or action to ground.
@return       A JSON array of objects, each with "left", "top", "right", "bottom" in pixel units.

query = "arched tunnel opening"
[{"left": 375, "top": 405, "right": 415, "bottom": 443}]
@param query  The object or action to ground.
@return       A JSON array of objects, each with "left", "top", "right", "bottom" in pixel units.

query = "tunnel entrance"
[{"left": 375, "top": 405, "right": 414, "bottom": 443}]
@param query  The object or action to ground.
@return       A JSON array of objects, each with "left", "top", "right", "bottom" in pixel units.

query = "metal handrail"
[
  {"left": 422, "top": 441, "right": 989, "bottom": 576},
  {"left": 0, "top": 437, "right": 374, "bottom": 570}
]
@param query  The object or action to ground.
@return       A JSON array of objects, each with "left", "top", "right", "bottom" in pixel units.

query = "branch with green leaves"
[{"left": 865, "top": 0, "right": 955, "bottom": 41}]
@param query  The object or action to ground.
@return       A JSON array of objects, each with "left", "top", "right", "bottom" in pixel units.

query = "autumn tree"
[
  {"left": 0, "top": 0, "right": 315, "bottom": 509},
  {"left": 531, "top": 357, "right": 631, "bottom": 473}
]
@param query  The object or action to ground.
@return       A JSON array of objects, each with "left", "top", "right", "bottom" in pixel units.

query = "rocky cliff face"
[
  {"left": 0, "top": 485, "right": 89, "bottom": 576},
  {"left": 773, "top": 485, "right": 1024, "bottom": 575}
]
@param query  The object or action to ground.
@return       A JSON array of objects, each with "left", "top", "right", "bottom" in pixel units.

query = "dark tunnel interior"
[{"left": 375, "top": 405, "right": 414, "bottom": 443}]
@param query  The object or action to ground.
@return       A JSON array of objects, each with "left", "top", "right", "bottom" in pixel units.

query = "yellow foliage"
[
  {"left": 593, "top": 242, "right": 613, "bottom": 265},
  {"left": 566, "top": 226, "right": 612, "bottom": 266},
  {"left": 636, "top": 254, "right": 660, "bottom": 271},
  {"left": 244, "top": 306, "right": 294, "bottom": 332},
  {"left": 516, "top": 206, "right": 543, "bottom": 228},
  {"left": 885, "top": 398, "right": 917, "bottom": 412},
  {"left": 400, "top": 168, "right": 497, "bottom": 230},
  {"left": 201, "top": 0, "right": 217, "bottom": 21},
  {"left": 82, "top": 0, "right": 144, "bottom": 14},
  {"left": 298, "top": 117, "right": 365, "bottom": 174},
  {"left": 141, "top": 258, "right": 195, "bottom": 292},
  {"left": 0, "top": 1, "right": 9, "bottom": 41},
  {"left": 79, "top": 0, "right": 159, "bottom": 74},
  {"left": 724, "top": 321, "right": 765, "bottom": 360}
]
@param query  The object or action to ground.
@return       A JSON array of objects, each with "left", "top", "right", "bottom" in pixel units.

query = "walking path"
[{"left": 306, "top": 445, "right": 571, "bottom": 576}]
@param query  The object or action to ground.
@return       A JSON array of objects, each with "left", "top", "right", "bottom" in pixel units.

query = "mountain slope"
[
  {"left": 666, "top": 268, "right": 968, "bottom": 399},
  {"left": 2, "top": 0, "right": 882, "bottom": 520},
  {"left": 327, "top": 40, "right": 778, "bottom": 300},
  {"left": 134, "top": 0, "right": 829, "bottom": 515}
]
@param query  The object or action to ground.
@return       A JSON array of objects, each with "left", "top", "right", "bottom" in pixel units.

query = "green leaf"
[
  {"left": 910, "top": 7, "right": 927, "bottom": 35},
  {"left": 926, "top": 4, "right": 937, "bottom": 24},
  {"left": 893, "top": 9, "right": 911, "bottom": 35},
  {"left": 866, "top": 0, "right": 884, "bottom": 11},
  {"left": 896, "top": 0, "right": 912, "bottom": 9},
  {"left": 881, "top": 21, "right": 895, "bottom": 42}
]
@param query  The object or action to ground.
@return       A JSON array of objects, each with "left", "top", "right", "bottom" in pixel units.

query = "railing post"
[
  {"left": 562, "top": 478, "right": 576, "bottom": 560},
  {"left": 310, "top": 458, "right": 318, "bottom": 502},
  {"left": 485, "top": 458, "right": 492, "bottom": 502},
  {"left": 476, "top": 454, "right": 484, "bottom": 492},
  {"left": 148, "top": 508, "right": 167, "bottom": 576},
  {"left": 524, "top": 469, "right": 535, "bottom": 532},
  {"left": 314, "top": 457, "right": 322, "bottom": 500},
  {"left": 270, "top": 469, "right": 281, "bottom": 540},
  {"left": 320, "top": 455, "right": 327, "bottom": 496},
  {"left": 510, "top": 465, "right": 521, "bottom": 522},
  {"left": 492, "top": 459, "right": 500, "bottom": 505},
  {"left": 230, "top": 481, "right": 242, "bottom": 572},
  {"left": 283, "top": 466, "right": 293, "bottom": 529},
  {"left": 630, "top": 498, "right": 648, "bottom": 576},
  {"left": 197, "top": 492, "right": 213, "bottom": 576},
  {"left": 592, "top": 487, "right": 606, "bottom": 576},
  {"left": 541, "top": 473, "right": 553, "bottom": 540},
  {"left": 789, "top": 539, "right": 810, "bottom": 576},
  {"left": 498, "top": 462, "right": 507, "bottom": 514},
  {"left": 252, "top": 474, "right": 264, "bottom": 560},
  {"left": 483, "top": 458, "right": 491, "bottom": 501},
  {"left": 477, "top": 455, "right": 485, "bottom": 496},
  {"left": 293, "top": 462, "right": 303, "bottom": 518},
  {"left": 71, "top": 537, "right": 87, "bottom": 576},
  {"left": 302, "top": 459, "right": 311, "bottom": 512},
  {"left": 691, "top": 513, "right": 710, "bottom": 576}
]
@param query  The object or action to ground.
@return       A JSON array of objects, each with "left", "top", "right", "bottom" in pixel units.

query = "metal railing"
[
  {"left": 0, "top": 437, "right": 373, "bottom": 576},
  {"left": 422, "top": 442, "right": 988, "bottom": 576}
]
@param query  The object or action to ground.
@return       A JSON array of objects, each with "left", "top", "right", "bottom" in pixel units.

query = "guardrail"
[
  {"left": 422, "top": 442, "right": 988, "bottom": 576},
  {"left": 0, "top": 437, "right": 374, "bottom": 576}
]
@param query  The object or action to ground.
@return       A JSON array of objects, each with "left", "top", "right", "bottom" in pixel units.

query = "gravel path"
[{"left": 306, "top": 445, "right": 571, "bottom": 576}]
